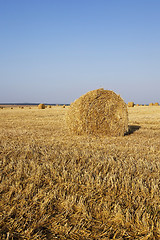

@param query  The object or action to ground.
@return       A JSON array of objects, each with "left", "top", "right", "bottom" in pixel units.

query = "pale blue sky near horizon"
[{"left": 0, "top": 0, "right": 160, "bottom": 104}]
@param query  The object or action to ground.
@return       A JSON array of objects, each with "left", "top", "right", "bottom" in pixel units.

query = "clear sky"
[{"left": 0, "top": 0, "right": 160, "bottom": 104}]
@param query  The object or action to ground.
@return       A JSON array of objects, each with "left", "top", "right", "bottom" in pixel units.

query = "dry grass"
[
  {"left": 67, "top": 89, "right": 128, "bottom": 136},
  {"left": 0, "top": 106, "right": 160, "bottom": 239}
]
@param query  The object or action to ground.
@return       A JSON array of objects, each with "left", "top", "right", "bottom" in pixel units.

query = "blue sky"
[{"left": 0, "top": 0, "right": 160, "bottom": 104}]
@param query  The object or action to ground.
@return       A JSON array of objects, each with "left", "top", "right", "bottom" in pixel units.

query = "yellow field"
[{"left": 0, "top": 106, "right": 160, "bottom": 239}]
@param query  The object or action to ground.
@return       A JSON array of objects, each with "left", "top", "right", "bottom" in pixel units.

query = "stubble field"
[{"left": 0, "top": 106, "right": 160, "bottom": 239}]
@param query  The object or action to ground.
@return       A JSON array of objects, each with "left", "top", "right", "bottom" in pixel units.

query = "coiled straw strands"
[{"left": 66, "top": 88, "right": 128, "bottom": 136}]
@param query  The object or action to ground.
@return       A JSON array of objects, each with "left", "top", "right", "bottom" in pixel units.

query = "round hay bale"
[
  {"left": 62, "top": 105, "right": 66, "bottom": 108},
  {"left": 48, "top": 105, "right": 51, "bottom": 108},
  {"left": 38, "top": 104, "right": 45, "bottom": 109},
  {"left": 136, "top": 104, "right": 139, "bottom": 106},
  {"left": 149, "top": 103, "right": 154, "bottom": 106},
  {"left": 154, "top": 102, "right": 159, "bottom": 106},
  {"left": 128, "top": 102, "right": 134, "bottom": 107},
  {"left": 66, "top": 88, "right": 128, "bottom": 136}
]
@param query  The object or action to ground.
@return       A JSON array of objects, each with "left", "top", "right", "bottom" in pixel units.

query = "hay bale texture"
[
  {"left": 66, "top": 88, "right": 128, "bottom": 136},
  {"left": 38, "top": 104, "right": 45, "bottom": 109},
  {"left": 128, "top": 102, "right": 134, "bottom": 107}
]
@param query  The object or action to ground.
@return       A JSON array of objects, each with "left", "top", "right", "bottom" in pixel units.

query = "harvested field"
[{"left": 0, "top": 106, "right": 160, "bottom": 239}]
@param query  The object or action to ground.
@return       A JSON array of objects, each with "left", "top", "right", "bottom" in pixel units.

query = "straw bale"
[
  {"left": 48, "top": 105, "right": 51, "bottom": 108},
  {"left": 154, "top": 102, "right": 159, "bottom": 106},
  {"left": 149, "top": 103, "right": 154, "bottom": 106},
  {"left": 38, "top": 104, "right": 45, "bottom": 109},
  {"left": 66, "top": 88, "right": 128, "bottom": 136},
  {"left": 136, "top": 104, "right": 139, "bottom": 106},
  {"left": 128, "top": 102, "right": 134, "bottom": 107},
  {"left": 63, "top": 105, "right": 66, "bottom": 108}
]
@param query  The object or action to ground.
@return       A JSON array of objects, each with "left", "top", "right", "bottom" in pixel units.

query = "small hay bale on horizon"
[
  {"left": 154, "top": 102, "right": 159, "bottom": 106},
  {"left": 128, "top": 102, "right": 134, "bottom": 107},
  {"left": 149, "top": 103, "right": 154, "bottom": 106},
  {"left": 66, "top": 88, "right": 128, "bottom": 136},
  {"left": 48, "top": 105, "right": 52, "bottom": 108},
  {"left": 38, "top": 104, "right": 45, "bottom": 109},
  {"left": 62, "top": 105, "right": 66, "bottom": 108}
]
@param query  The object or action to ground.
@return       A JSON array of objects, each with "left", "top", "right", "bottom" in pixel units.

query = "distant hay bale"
[
  {"left": 48, "top": 105, "right": 51, "bottom": 108},
  {"left": 38, "top": 104, "right": 45, "bottom": 109},
  {"left": 128, "top": 102, "right": 134, "bottom": 107},
  {"left": 154, "top": 102, "right": 159, "bottom": 106},
  {"left": 66, "top": 88, "right": 128, "bottom": 136},
  {"left": 149, "top": 103, "right": 154, "bottom": 106},
  {"left": 62, "top": 105, "right": 66, "bottom": 108},
  {"left": 21, "top": 107, "right": 24, "bottom": 109},
  {"left": 136, "top": 104, "right": 139, "bottom": 106}
]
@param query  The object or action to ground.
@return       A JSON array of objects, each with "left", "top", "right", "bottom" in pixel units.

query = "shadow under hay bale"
[
  {"left": 66, "top": 88, "right": 128, "bottom": 136},
  {"left": 125, "top": 125, "right": 141, "bottom": 135}
]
